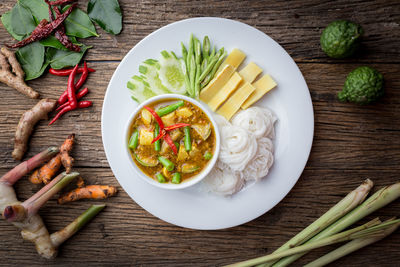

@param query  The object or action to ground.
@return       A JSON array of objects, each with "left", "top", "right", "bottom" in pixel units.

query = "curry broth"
[{"left": 128, "top": 99, "right": 216, "bottom": 183}]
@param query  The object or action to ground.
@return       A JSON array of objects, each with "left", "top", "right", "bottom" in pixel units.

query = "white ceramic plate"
[{"left": 102, "top": 17, "right": 314, "bottom": 230}]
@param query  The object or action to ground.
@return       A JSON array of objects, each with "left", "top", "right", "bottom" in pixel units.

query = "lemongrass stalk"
[
  {"left": 0, "top": 147, "right": 59, "bottom": 186},
  {"left": 304, "top": 220, "right": 400, "bottom": 267},
  {"left": 3, "top": 172, "right": 79, "bottom": 222},
  {"left": 51, "top": 204, "right": 105, "bottom": 247},
  {"left": 258, "top": 179, "right": 373, "bottom": 267},
  {"left": 273, "top": 181, "right": 400, "bottom": 267},
  {"left": 228, "top": 218, "right": 400, "bottom": 267}
]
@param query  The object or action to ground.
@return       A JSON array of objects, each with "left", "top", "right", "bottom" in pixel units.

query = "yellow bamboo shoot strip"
[
  {"left": 241, "top": 74, "right": 277, "bottom": 109},
  {"left": 199, "top": 64, "right": 235, "bottom": 103},
  {"left": 217, "top": 82, "right": 255, "bottom": 120},
  {"left": 218, "top": 48, "right": 246, "bottom": 71},
  {"left": 238, "top": 62, "right": 262, "bottom": 83},
  {"left": 208, "top": 72, "right": 243, "bottom": 111}
]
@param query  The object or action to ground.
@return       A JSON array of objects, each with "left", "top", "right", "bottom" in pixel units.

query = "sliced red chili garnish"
[
  {"left": 163, "top": 133, "right": 177, "bottom": 154},
  {"left": 144, "top": 106, "right": 164, "bottom": 129},
  {"left": 164, "top": 123, "right": 191, "bottom": 131},
  {"left": 151, "top": 129, "right": 165, "bottom": 144}
]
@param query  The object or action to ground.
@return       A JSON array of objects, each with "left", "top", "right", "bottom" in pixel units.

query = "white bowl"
[{"left": 124, "top": 94, "right": 221, "bottom": 190}]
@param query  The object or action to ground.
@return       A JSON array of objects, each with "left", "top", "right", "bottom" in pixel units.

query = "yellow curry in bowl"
[{"left": 127, "top": 99, "right": 216, "bottom": 184}]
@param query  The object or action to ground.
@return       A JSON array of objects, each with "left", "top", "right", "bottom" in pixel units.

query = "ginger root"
[
  {"left": 29, "top": 134, "right": 75, "bottom": 184},
  {"left": 0, "top": 47, "right": 39, "bottom": 99},
  {"left": 58, "top": 184, "right": 117, "bottom": 204},
  {"left": 13, "top": 98, "right": 57, "bottom": 161}
]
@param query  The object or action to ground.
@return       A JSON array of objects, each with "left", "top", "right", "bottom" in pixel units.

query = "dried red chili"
[
  {"left": 45, "top": 2, "right": 80, "bottom": 52},
  {"left": 48, "top": 0, "right": 77, "bottom": 6},
  {"left": 7, "top": 4, "right": 77, "bottom": 49}
]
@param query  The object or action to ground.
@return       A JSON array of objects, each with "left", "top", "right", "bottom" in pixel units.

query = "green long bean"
[
  {"left": 156, "top": 100, "right": 184, "bottom": 117},
  {"left": 158, "top": 156, "right": 175, "bottom": 171},
  {"left": 194, "top": 37, "right": 202, "bottom": 65},
  {"left": 156, "top": 173, "right": 166, "bottom": 183},
  {"left": 184, "top": 126, "right": 192, "bottom": 151},
  {"left": 189, "top": 55, "right": 196, "bottom": 94},
  {"left": 202, "top": 36, "right": 210, "bottom": 60},
  {"left": 154, "top": 124, "right": 161, "bottom": 151},
  {"left": 181, "top": 42, "right": 188, "bottom": 61},
  {"left": 128, "top": 130, "right": 139, "bottom": 150},
  {"left": 171, "top": 173, "right": 182, "bottom": 184}
]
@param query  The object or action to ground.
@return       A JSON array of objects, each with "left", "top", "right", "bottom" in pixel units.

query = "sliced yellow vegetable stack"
[{"left": 200, "top": 48, "right": 278, "bottom": 120}]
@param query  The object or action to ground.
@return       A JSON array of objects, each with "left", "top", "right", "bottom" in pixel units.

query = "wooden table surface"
[{"left": 0, "top": 0, "right": 399, "bottom": 266}]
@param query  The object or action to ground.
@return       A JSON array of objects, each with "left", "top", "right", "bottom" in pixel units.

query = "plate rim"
[{"left": 101, "top": 17, "right": 314, "bottom": 230}]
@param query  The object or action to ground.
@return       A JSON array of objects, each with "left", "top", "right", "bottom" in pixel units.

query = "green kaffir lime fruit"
[
  {"left": 338, "top": 66, "right": 384, "bottom": 105},
  {"left": 320, "top": 20, "right": 363, "bottom": 58}
]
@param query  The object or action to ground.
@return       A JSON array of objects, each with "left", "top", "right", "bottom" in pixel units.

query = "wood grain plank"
[
  {"left": 0, "top": 167, "right": 398, "bottom": 266},
  {"left": 0, "top": 0, "right": 399, "bottom": 63}
]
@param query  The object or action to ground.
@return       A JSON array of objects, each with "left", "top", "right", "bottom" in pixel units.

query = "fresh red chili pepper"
[
  {"left": 151, "top": 129, "right": 166, "bottom": 144},
  {"left": 49, "top": 66, "right": 96, "bottom": 76},
  {"left": 57, "top": 62, "right": 90, "bottom": 105},
  {"left": 49, "top": 105, "right": 73, "bottom": 125},
  {"left": 56, "top": 87, "right": 89, "bottom": 111},
  {"left": 164, "top": 123, "right": 191, "bottom": 131},
  {"left": 75, "top": 61, "right": 89, "bottom": 90},
  {"left": 45, "top": 2, "right": 80, "bottom": 52},
  {"left": 163, "top": 133, "right": 177, "bottom": 154},
  {"left": 48, "top": 0, "right": 76, "bottom": 6},
  {"left": 7, "top": 4, "right": 77, "bottom": 49},
  {"left": 144, "top": 106, "right": 164, "bottom": 129},
  {"left": 78, "top": 100, "right": 92, "bottom": 108},
  {"left": 66, "top": 64, "right": 79, "bottom": 109},
  {"left": 49, "top": 100, "right": 92, "bottom": 125}
]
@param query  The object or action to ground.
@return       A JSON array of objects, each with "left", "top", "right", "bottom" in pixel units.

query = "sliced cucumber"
[
  {"left": 134, "top": 154, "right": 159, "bottom": 167},
  {"left": 139, "top": 59, "right": 171, "bottom": 95},
  {"left": 127, "top": 75, "right": 156, "bottom": 103},
  {"left": 158, "top": 50, "right": 187, "bottom": 95}
]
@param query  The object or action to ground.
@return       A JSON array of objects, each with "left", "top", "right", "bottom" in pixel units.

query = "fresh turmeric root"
[
  {"left": 29, "top": 154, "right": 62, "bottom": 184},
  {"left": 60, "top": 134, "right": 74, "bottom": 173},
  {"left": 29, "top": 134, "right": 75, "bottom": 184},
  {"left": 58, "top": 185, "right": 117, "bottom": 204},
  {"left": 0, "top": 47, "right": 39, "bottom": 99}
]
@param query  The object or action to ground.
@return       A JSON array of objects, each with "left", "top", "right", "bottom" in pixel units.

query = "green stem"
[
  {"left": 304, "top": 221, "right": 400, "bottom": 267},
  {"left": 50, "top": 204, "right": 106, "bottom": 247},
  {"left": 259, "top": 179, "right": 373, "bottom": 267},
  {"left": 227, "top": 218, "right": 400, "bottom": 267},
  {"left": 272, "top": 181, "right": 400, "bottom": 267},
  {"left": 24, "top": 172, "right": 79, "bottom": 217},
  {"left": 0, "top": 147, "right": 59, "bottom": 186}
]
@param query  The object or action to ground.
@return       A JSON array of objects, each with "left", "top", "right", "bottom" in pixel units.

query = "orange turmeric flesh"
[
  {"left": 29, "top": 154, "right": 62, "bottom": 184},
  {"left": 29, "top": 134, "right": 75, "bottom": 184},
  {"left": 58, "top": 185, "right": 117, "bottom": 204}
]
